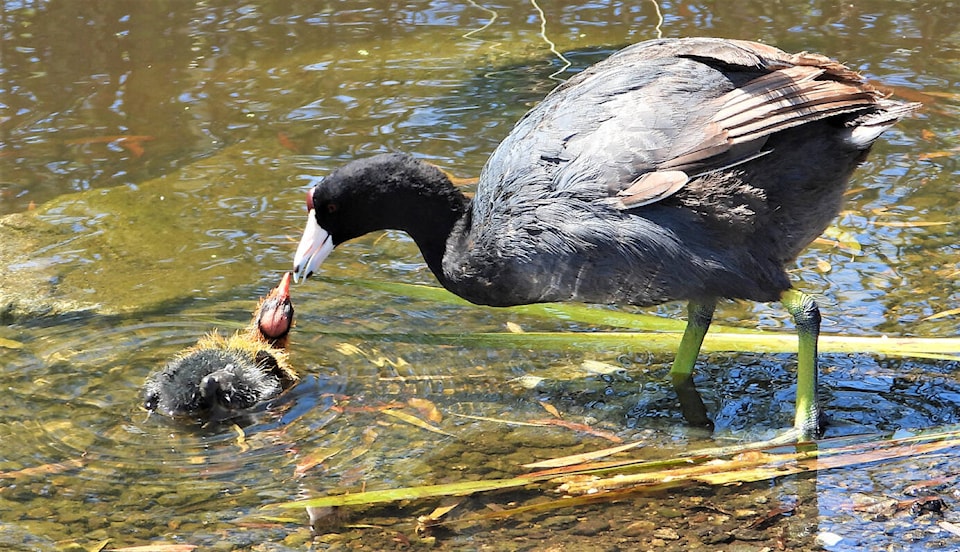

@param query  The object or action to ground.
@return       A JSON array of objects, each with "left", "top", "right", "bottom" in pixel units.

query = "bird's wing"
[
  {"left": 655, "top": 65, "right": 879, "bottom": 173},
  {"left": 500, "top": 38, "right": 886, "bottom": 210}
]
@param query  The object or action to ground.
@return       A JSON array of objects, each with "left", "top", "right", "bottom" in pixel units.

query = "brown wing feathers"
[{"left": 615, "top": 45, "right": 883, "bottom": 208}]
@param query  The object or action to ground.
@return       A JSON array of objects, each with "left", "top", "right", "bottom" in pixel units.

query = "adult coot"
[
  {"left": 144, "top": 272, "right": 299, "bottom": 421},
  {"left": 292, "top": 38, "right": 920, "bottom": 440}
]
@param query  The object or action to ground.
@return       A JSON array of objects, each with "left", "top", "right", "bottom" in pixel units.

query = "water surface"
[{"left": 1, "top": 1, "right": 959, "bottom": 550}]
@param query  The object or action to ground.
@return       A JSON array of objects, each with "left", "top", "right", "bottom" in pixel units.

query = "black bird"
[
  {"left": 292, "top": 38, "right": 919, "bottom": 440},
  {"left": 144, "top": 272, "right": 299, "bottom": 421}
]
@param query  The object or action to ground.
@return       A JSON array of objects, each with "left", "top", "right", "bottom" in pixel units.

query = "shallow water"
[{"left": 1, "top": 1, "right": 959, "bottom": 550}]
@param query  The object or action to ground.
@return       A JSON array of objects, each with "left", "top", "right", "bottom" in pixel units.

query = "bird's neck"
[{"left": 367, "top": 162, "right": 471, "bottom": 290}]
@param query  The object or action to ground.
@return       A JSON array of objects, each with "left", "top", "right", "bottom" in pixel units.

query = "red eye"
[{"left": 306, "top": 187, "right": 315, "bottom": 212}]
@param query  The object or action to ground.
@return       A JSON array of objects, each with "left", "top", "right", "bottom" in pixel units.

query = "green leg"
[
  {"left": 669, "top": 300, "right": 717, "bottom": 429},
  {"left": 781, "top": 288, "right": 823, "bottom": 441}
]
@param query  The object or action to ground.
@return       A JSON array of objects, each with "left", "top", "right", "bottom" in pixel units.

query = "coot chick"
[
  {"left": 292, "top": 38, "right": 920, "bottom": 440},
  {"left": 144, "top": 272, "right": 299, "bottom": 421}
]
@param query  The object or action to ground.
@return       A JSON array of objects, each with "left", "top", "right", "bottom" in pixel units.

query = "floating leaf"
[
  {"left": 940, "top": 521, "right": 960, "bottom": 538},
  {"left": 818, "top": 226, "right": 862, "bottom": 254},
  {"left": 512, "top": 375, "right": 545, "bottom": 389},
  {"left": 277, "top": 132, "right": 301, "bottom": 153},
  {"left": 381, "top": 409, "right": 457, "bottom": 438},
  {"left": 231, "top": 424, "right": 247, "bottom": 451},
  {"left": 0, "top": 337, "right": 23, "bottom": 349},
  {"left": 522, "top": 440, "right": 644, "bottom": 469},
  {"left": 335, "top": 341, "right": 410, "bottom": 369},
  {"left": 0, "top": 458, "right": 83, "bottom": 479},
  {"left": 902, "top": 475, "right": 955, "bottom": 495},
  {"left": 335, "top": 343, "right": 364, "bottom": 356},
  {"left": 872, "top": 220, "right": 951, "bottom": 228},
  {"left": 361, "top": 427, "right": 379, "bottom": 445},
  {"left": 423, "top": 501, "right": 461, "bottom": 521},
  {"left": 368, "top": 353, "right": 410, "bottom": 369},
  {"left": 449, "top": 412, "right": 620, "bottom": 442},
  {"left": 273, "top": 475, "right": 543, "bottom": 509},
  {"left": 844, "top": 495, "right": 895, "bottom": 516},
  {"left": 416, "top": 500, "right": 463, "bottom": 536},
  {"left": 338, "top": 401, "right": 406, "bottom": 414},
  {"left": 450, "top": 412, "right": 552, "bottom": 427},
  {"left": 294, "top": 447, "right": 343, "bottom": 478},
  {"left": 65, "top": 135, "right": 155, "bottom": 158},
  {"left": 538, "top": 400, "right": 562, "bottom": 418},
  {"left": 107, "top": 545, "right": 198, "bottom": 552},
  {"left": 870, "top": 82, "right": 941, "bottom": 104},
  {"left": 407, "top": 397, "right": 443, "bottom": 423},
  {"left": 527, "top": 418, "right": 622, "bottom": 443},
  {"left": 918, "top": 147, "right": 960, "bottom": 161},
  {"left": 580, "top": 359, "right": 628, "bottom": 377},
  {"left": 923, "top": 307, "right": 960, "bottom": 321}
]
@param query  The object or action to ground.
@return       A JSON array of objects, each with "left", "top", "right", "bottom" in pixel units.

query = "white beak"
[{"left": 293, "top": 209, "right": 334, "bottom": 282}]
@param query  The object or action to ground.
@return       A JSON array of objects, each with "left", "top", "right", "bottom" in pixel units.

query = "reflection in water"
[{"left": 1, "top": 0, "right": 959, "bottom": 549}]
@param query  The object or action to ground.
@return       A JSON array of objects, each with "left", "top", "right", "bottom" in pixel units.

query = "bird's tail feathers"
[{"left": 846, "top": 100, "right": 922, "bottom": 149}]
